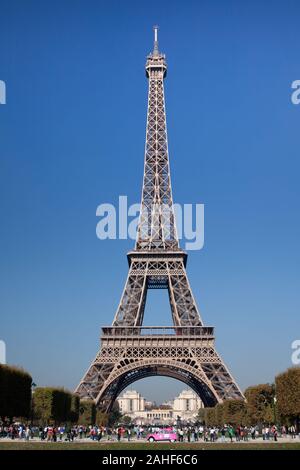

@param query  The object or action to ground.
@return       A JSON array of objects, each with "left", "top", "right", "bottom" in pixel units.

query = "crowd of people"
[
  {"left": 167, "top": 424, "right": 298, "bottom": 442},
  {"left": 0, "top": 422, "right": 299, "bottom": 442}
]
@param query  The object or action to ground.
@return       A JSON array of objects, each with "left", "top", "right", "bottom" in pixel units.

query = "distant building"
[
  {"left": 117, "top": 390, "right": 145, "bottom": 414},
  {"left": 144, "top": 400, "right": 156, "bottom": 410},
  {"left": 117, "top": 388, "right": 203, "bottom": 425},
  {"left": 161, "top": 400, "right": 173, "bottom": 409},
  {"left": 142, "top": 408, "right": 173, "bottom": 423},
  {"left": 173, "top": 389, "right": 203, "bottom": 422}
]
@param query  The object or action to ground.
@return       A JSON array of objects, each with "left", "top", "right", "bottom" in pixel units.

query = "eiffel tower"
[{"left": 75, "top": 27, "right": 244, "bottom": 410}]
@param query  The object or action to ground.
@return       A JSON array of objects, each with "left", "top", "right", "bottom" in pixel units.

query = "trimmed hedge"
[
  {"left": 70, "top": 394, "right": 80, "bottom": 423},
  {"left": 33, "top": 387, "right": 79, "bottom": 424},
  {"left": 0, "top": 364, "right": 32, "bottom": 420}
]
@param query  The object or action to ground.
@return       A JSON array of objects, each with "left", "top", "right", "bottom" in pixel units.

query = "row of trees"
[
  {"left": 199, "top": 367, "right": 300, "bottom": 427},
  {"left": 1, "top": 364, "right": 299, "bottom": 426},
  {"left": 0, "top": 365, "right": 109, "bottom": 425},
  {"left": 0, "top": 364, "right": 122, "bottom": 426},
  {"left": 32, "top": 389, "right": 122, "bottom": 426}
]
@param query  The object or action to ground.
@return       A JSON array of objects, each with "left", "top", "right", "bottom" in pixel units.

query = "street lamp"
[{"left": 30, "top": 381, "right": 37, "bottom": 426}]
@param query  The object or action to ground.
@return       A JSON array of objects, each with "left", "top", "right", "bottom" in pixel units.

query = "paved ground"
[{"left": 1, "top": 437, "right": 300, "bottom": 450}]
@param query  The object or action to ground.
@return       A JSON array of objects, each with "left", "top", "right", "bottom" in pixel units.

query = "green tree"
[
  {"left": 120, "top": 415, "right": 132, "bottom": 426},
  {"left": 244, "top": 384, "right": 274, "bottom": 425},
  {"left": 214, "top": 403, "right": 224, "bottom": 426},
  {"left": 96, "top": 409, "right": 109, "bottom": 426},
  {"left": 108, "top": 401, "right": 122, "bottom": 427},
  {"left": 205, "top": 408, "right": 216, "bottom": 426},
  {"left": 195, "top": 407, "right": 205, "bottom": 424},
  {"left": 276, "top": 366, "right": 300, "bottom": 426},
  {"left": 78, "top": 399, "right": 96, "bottom": 426},
  {"left": 222, "top": 399, "right": 247, "bottom": 426}
]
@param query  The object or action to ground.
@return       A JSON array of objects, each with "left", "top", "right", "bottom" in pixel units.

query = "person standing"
[
  {"left": 289, "top": 425, "right": 296, "bottom": 439},
  {"left": 178, "top": 429, "right": 184, "bottom": 442},
  {"left": 47, "top": 426, "right": 53, "bottom": 442},
  {"left": 272, "top": 425, "right": 278, "bottom": 442},
  {"left": 228, "top": 426, "right": 234, "bottom": 443},
  {"left": 25, "top": 426, "right": 30, "bottom": 441},
  {"left": 58, "top": 426, "right": 64, "bottom": 441}
]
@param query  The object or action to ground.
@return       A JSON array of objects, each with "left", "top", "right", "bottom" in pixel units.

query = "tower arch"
[{"left": 95, "top": 359, "right": 220, "bottom": 411}]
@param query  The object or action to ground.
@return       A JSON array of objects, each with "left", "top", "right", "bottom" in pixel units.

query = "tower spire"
[
  {"left": 138, "top": 26, "right": 173, "bottom": 250},
  {"left": 153, "top": 25, "right": 159, "bottom": 55}
]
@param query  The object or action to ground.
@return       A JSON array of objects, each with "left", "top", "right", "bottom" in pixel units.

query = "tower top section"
[{"left": 146, "top": 25, "right": 167, "bottom": 78}]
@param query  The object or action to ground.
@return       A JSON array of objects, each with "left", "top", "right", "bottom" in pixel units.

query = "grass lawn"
[{"left": 0, "top": 441, "right": 300, "bottom": 450}]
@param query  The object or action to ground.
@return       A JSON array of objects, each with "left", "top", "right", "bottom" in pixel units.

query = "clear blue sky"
[{"left": 1, "top": 0, "right": 299, "bottom": 404}]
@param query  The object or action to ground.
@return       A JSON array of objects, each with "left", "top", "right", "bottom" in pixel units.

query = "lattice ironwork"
[{"left": 75, "top": 27, "right": 244, "bottom": 410}]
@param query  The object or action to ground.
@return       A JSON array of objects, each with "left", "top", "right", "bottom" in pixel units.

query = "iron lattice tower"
[{"left": 75, "top": 27, "right": 244, "bottom": 410}]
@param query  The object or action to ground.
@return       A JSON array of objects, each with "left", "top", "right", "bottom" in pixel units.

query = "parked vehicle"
[{"left": 146, "top": 429, "right": 177, "bottom": 443}]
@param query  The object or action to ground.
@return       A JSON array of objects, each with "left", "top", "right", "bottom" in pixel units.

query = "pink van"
[{"left": 146, "top": 429, "right": 177, "bottom": 442}]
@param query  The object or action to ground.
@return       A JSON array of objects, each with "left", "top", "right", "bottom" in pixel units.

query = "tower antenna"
[{"left": 153, "top": 25, "right": 159, "bottom": 55}]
